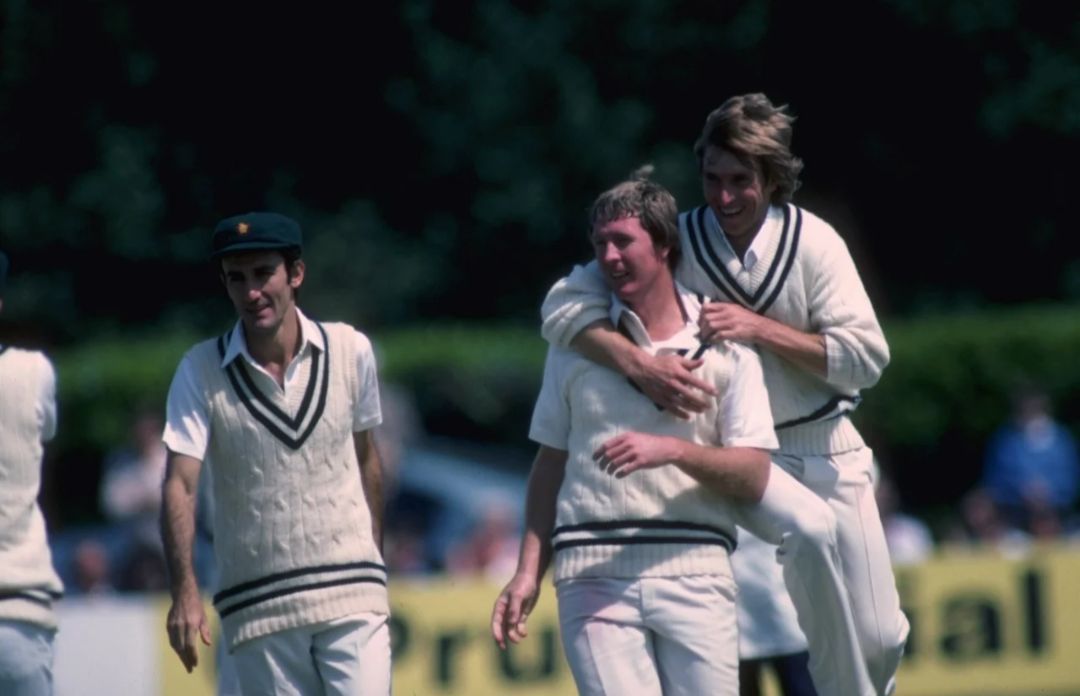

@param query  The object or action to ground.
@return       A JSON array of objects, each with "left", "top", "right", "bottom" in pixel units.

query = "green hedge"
[
  {"left": 48, "top": 303, "right": 1080, "bottom": 523},
  {"left": 862, "top": 304, "right": 1080, "bottom": 446},
  {"left": 857, "top": 303, "right": 1080, "bottom": 514}
]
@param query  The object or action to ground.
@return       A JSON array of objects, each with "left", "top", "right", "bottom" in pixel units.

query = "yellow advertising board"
[
  {"left": 391, "top": 578, "right": 575, "bottom": 695},
  {"left": 890, "top": 545, "right": 1080, "bottom": 695},
  {"left": 155, "top": 545, "right": 1080, "bottom": 696}
]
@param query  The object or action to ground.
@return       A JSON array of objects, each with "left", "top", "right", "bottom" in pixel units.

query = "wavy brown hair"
[{"left": 693, "top": 93, "right": 804, "bottom": 205}]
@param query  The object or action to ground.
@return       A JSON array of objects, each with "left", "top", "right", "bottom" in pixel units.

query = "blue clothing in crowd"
[{"left": 982, "top": 418, "right": 1080, "bottom": 511}]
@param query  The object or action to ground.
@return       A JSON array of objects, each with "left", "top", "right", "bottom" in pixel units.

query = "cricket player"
[
  {"left": 493, "top": 170, "right": 842, "bottom": 696},
  {"left": 160, "top": 212, "right": 391, "bottom": 695},
  {"left": 539, "top": 93, "right": 909, "bottom": 696}
]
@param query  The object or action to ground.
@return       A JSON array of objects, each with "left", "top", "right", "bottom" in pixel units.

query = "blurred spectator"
[
  {"left": 384, "top": 521, "right": 430, "bottom": 576},
  {"left": 445, "top": 503, "right": 519, "bottom": 582},
  {"left": 116, "top": 541, "right": 169, "bottom": 592},
  {"left": 100, "top": 409, "right": 167, "bottom": 537},
  {"left": 947, "top": 489, "right": 1032, "bottom": 558},
  {"left": 101, "top": 408, "right": 166, "bottom": 523},
  {"left": 979, "top": 387, "right": 1079, "bottom": 538},
  {"left": 71, "top": 539, "right": 115, "bottom": 595},
  {"left": 99, "top": 408, "right": 168, "bottom": 591},
  {"left": 874, "top": 467, "right": 934, "bottom": 565}
]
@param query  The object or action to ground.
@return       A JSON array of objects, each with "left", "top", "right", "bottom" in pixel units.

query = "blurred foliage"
[
  {"left": 45, "top": 303, "right": 1080, "bottom": 528},
  {"left": 1, "top": 0, "right": 1079, "bottom": 346},
  {"left": 883, "top": 0, "right": 1079, "bottom": 136},
  {"left": 377, "top": 324, "right": 547, "bottom": 445}
]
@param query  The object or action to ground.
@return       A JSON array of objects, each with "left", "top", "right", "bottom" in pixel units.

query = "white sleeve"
[
  {"left": 539, "top": 261, "right": 612, "bottom": 348},
  {"left": 352, "top": 330, "right": 383, "bottom": 432},
  {"left": 162, "top": 354, "right": 211, "bottom": 461},
  {"left": 811, "top": 233, "right": 890, "bottom": 391},
  {"left": 528, "top": 347, "right": 572, "bottom": 450},
  {"left": 717, "top": 343, "right": 778, "bottom": 450},
  {"left": 37, "top": 354, "right": 57, "bottom": 442}
]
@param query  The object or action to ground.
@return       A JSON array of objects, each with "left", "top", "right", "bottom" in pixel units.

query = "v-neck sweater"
[
  {"left": 181, "top": 321, "right": 387, "bottom": 649},
  {"left": 531, "top": 286, "right": 778, "bottom": 582},
  {"left": 542, "top": 204, "right": 890, "bottom": 456}
]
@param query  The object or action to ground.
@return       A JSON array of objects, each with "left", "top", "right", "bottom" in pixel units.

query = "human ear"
[{"left": 289, "top": 260, "right": 306, "bottom": 288}]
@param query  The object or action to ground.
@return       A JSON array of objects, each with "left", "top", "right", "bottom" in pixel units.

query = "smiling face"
[
  {"left": 701, "top": 145, "right": 777, "bottom": 248},
  {"left": 221, "top": 250, "right": 304, "bottom": 338},
  {"left": 591, "top": 215, "right": 671, "bottom": 305}
]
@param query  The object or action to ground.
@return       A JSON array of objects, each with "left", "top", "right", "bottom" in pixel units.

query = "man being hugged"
[
  {"left": 160, "top": 213, "right": 390, "bottom": 695},
  {"left": 540, "top": 94, "right": 908, "bottom": 696},
  {"left": 492, "top": 171, "right": 836, "bottom": 696}
]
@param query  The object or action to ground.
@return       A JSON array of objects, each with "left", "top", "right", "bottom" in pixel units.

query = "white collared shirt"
[
  {"left": 217, "top": 308, "right": 327, "bottom": 392},
  {"left": 163, "top": 308, "right": 382, "bottom": 460},
  {"left": 705, "top": 205, "right": 783, "bottom": 272}
]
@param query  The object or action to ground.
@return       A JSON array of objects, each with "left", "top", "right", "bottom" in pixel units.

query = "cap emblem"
[{"left": 237, "top": 222, "right": 250, "bottom": 236}]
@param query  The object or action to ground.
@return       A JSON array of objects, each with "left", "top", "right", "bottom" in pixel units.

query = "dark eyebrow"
[
  {"left": 224, "top": 263, "right": 277, "bottom": 277},
  {"left": 594, "top": 232, "right": 633, "bottom": 244}
]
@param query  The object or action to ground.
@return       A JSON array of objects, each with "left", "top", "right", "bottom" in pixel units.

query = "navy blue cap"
[
  {"left": 0, "top": 250, "right": 8, "bottom": 296},
  {"left": 211, "top": 212, "right": 303, "bottom": 259}
]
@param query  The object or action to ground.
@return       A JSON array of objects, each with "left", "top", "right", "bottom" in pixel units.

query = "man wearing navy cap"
[
  {"left": 0, "top": 250, "right": 65, "bottom": 695},
  {"left": 160, "top": 213, "right": 391, "bottom": 695}
]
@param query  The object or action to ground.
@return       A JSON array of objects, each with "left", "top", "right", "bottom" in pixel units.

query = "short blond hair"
[{"left": 588, "top": 166, "right": 680, "bottom": 269}]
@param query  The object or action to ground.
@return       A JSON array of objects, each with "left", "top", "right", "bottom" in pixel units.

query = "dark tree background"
[
  {"left": 1, "top": 1, "right": 1077, "bottom": 527},
  {"left": 2, "top": 0, "right": 1076, "bottom": 343}
]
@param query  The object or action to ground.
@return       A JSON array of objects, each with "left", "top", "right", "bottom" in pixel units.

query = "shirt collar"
[
  {"left": 220, "top": 307, "right": 324, "bottom": 367},
  {"left": 706, "top": 205, "right": 783, "bottom": 271},
  {"left": 608, "top": 281, "right": 703, "bottom": 350}
]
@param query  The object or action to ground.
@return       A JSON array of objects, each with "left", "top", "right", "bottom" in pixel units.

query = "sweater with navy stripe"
[
  {"left": 0, "top": 347, "right": 63, "bottom": 630},
  {"left": 183, "top": 322, "right": 387, "bottom": 649},
  {"left": 531, "top": 288, "right": 777, "bottom": 582},
  {"left": 541, "top": 204, "right": 889, "bottom": 457}
]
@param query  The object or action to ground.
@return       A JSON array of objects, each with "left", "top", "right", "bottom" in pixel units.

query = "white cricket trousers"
[
  {"left": 556, "top": 574, "right": 739, "bottom": 696},
  {"left": 787, "top": 448, "right": 909, "bottom": 696},
  {"left": 733, "top": 451, "right": 909, "bottom": 696},
  {"left": 0, "top": 620, "right": 55, "bottom": 696},
  {"left": 231, "top": 611, "right": 391, "bottom": 696}
]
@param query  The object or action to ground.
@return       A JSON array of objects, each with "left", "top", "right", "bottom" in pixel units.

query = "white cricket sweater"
[
  {"left": 531, "top": 288, "right": 778, "bottom": 582},
  {"left": 0, "top": 346, "right": 63, "bottom": 630},
  {"left": 182, "top": 322, "right": 388, "bottom": 649},
  {"left": 541, "top": 204, "right": 889, "bottom": 456}
]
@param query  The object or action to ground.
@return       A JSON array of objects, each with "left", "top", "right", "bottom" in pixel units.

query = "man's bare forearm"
[
  {"left": 668, "top": 440, "right": 771, "bottom": 503},
  {"left": 356, "top": 431, "right": 385, "bottom": 552},
  {"left": 755, "top": 315, "right": 827, "bottom": 378},
  {"left": 516, "top": 446, "right": 568, "bottom": 580},
  {"left": 161, "top": 454, "right": 201, "bottom": 598}
]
